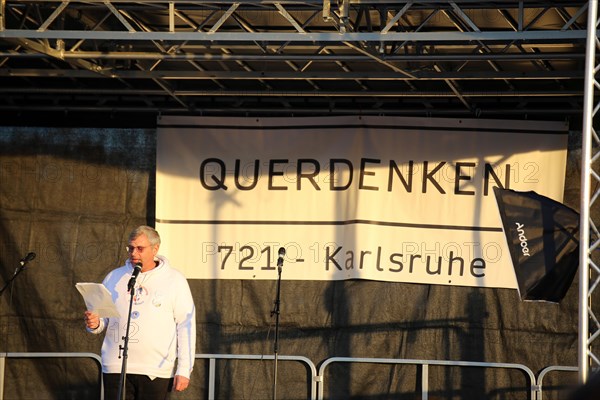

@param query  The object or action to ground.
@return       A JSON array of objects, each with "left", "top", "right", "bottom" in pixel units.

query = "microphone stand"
[
  {"left": 0, "top": 253, "right": 35, "bottom": 390},
  {"left": 117, "top": 272, "right": 139, "bottom": 400},
  {"left": 271, "top": 251, "right": 284, "bottom": 400},
  {"left": 0, "top": 254, "right": 35, "bottom": 297}
]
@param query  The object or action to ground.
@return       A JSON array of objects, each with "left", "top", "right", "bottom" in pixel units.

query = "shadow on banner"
[{"left": 493, "top": 187, "right": 580, "bottom": 303}]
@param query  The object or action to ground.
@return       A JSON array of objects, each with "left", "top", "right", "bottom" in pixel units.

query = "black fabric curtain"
[{"left": 0, "top": 126, "right": 586, "bottom": 399}]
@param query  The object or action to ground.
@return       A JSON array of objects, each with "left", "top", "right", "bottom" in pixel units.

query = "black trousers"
[{"left": 103, "top": 373, "right": 173, "bottom": 400}]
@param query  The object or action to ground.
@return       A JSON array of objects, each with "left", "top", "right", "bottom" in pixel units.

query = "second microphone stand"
[{"left": 271, "top": 248, "right": 285, "bottom": 400}]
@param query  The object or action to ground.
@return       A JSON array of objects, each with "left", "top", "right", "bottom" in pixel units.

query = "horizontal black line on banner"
[
  {"left": 156, "top": 123, "right": 567, "bottom": 135},
  {"left": 155, "top": 219, "right": 503, "bottom": 232}
]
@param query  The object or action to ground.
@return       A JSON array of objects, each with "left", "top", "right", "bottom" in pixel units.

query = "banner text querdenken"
[{"left": 199, "top": 157, "right": 512, "bottom": 195}]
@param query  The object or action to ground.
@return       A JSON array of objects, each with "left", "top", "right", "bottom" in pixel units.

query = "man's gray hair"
[{"left": 129, "top": 225, "right": 161, "bottom": 246}]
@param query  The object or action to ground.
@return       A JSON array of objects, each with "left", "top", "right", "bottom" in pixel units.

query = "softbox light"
[{"left": 493, "top": 187, "right": 580, "bottom": 302}]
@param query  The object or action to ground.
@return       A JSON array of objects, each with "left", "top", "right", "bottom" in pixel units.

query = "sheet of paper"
[{"left": 76, "top": 282, "right": 120, "bottom": 318}]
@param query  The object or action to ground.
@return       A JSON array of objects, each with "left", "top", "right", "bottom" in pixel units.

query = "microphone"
[
  {"left": 19, "top": 252, "right": 36, "bottom": 266},
  {"left": 0, "top": 252, "right": 36, "bottom": 296},
  {"left": 127, "top": 262, "right": 142, "bottom": 292},
  {"left": 277, "top": 247, "right": 285, "bottom": 267}
]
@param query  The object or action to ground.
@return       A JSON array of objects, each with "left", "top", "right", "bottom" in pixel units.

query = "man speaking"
[{"left": 84, "top": 225, "right": 196, "bottom": 399}]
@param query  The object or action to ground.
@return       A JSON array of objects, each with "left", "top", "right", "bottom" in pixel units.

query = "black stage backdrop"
[{"left": 0, "top": 126, "right": 595, "bottom": 400}]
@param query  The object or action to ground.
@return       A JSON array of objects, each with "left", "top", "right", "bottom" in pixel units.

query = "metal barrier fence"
[
  {"left": 537, "top": 365, "right": 579, "bottom": 400},
  {"left": 317, "top": 357, "right": 537, "bottom": 400},
  {"left": 0, "top": 352, "right": 579, "bottom": 400},
  {"left": 0, "top": 352, "right": 103, "bottom": 400},
  {"left": 196, "top": 354, "right": 318, "bottom": 400}
]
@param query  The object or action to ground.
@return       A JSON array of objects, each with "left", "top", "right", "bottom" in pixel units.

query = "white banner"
[{"left": 156, "top": 116, "right": 569, "bottom": 288}]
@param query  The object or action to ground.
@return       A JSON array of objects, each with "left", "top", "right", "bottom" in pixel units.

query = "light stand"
[
  {"left": 271, "top": 247, "right": 285, "bottom": 400},
  {"left": 117, "top": 263, "right": 141, "bottom": 400}
]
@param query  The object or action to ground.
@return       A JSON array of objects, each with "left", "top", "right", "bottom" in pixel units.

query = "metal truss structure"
[
  {"left": 581, "top": 0, "right": 600, "bottom": 382},
  {"left": 0, "top": 0, "right": 599, "bottom": 382},
  {"left": 0, "top": 0, "right": 591, "bottom": 123}
]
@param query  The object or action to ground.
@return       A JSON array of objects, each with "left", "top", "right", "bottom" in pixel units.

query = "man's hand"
[
  {"left": 84, "top": 310, "right": 100, "bottom": 330},
  {"left": 173, "top": 375, "right": 190, "bottom": 392}
]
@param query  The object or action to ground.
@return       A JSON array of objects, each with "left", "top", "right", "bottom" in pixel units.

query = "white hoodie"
[{"left": 89, "top": 255, "right": 196, "bottom": 378}]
